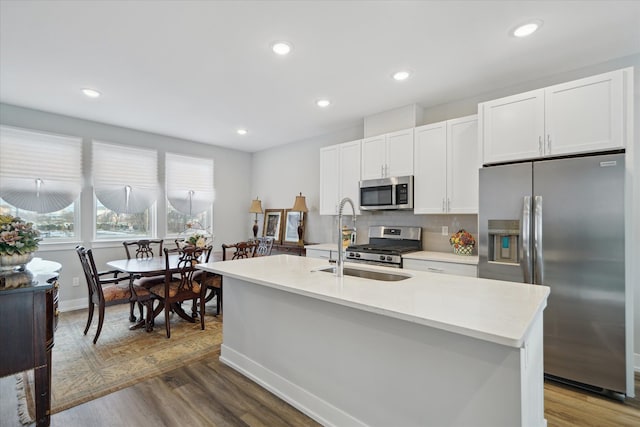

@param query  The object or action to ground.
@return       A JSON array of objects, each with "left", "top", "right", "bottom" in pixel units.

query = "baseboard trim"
[
  {"left": 635, "top": 352, "right": 640, "bottom": 372},
  {"left": 219, "top": 344, "right": 366, "bottom": 427}
]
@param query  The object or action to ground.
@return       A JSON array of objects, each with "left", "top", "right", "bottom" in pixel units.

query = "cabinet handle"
[
  {"left": 447, "top": 198, "right": 450, "bottom": 211},
  {"left": 442, "top": 198, "right": 445, "bottom": 212},
  {"left": 546, "top": 134, "right": 551, "bottom": 154},
  {"left": 538, "top": 136, "right": 543, "bottom": 155},
  {"left": 381, "top": 165, "right": 384, "bottom": 177},
  {"left": 426, "top": 267, "right": 445, "bottom": 273}
]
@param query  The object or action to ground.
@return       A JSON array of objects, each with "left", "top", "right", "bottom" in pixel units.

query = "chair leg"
[
  {"left": 84, "top": 302, "right": 94, "bottom": 335},
  {"left": 137, "top": 301, "right": 144, "bottom": 321},
  {"left": 129, "top": 300, "right": 136, "bottom": 322},
  {"left": 93, "top": 303, "right": 106, "bottom": 344},
  {"left": 200, "top": 297, "right": 205, "bottom": 330},
  {"left": 164, "top": 303, "right": 171, "bottom": 339}
]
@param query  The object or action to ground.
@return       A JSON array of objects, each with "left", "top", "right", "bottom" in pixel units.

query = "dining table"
[{"left": 106, "top": 254, "right": 197, "bottom": 331}]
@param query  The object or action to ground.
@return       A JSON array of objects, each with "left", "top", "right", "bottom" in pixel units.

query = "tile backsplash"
[{"left": 308, "top": 211, "right": 478, "bottom": 255}]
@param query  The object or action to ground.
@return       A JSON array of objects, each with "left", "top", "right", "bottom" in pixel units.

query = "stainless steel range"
[{"left": 346, "top": 226, "right": 422, "bottom": 268}]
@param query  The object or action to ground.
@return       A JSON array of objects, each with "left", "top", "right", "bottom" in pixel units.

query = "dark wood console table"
[
  {"left": 272, "top": 243, "right": 308, "bottom": 256},
  {"left": 0, "top": 259, "right": 60, "bottom": 427}
]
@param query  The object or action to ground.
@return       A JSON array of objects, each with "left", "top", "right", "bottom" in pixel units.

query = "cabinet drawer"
[
  {"left": 306, "top": 249, "right": 335, "bottom": 260},
  {"left": 404, "top": 259, "right": 477, "bottom": 277}
]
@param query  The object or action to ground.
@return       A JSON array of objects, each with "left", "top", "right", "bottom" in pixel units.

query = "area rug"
[{"left": 18, "top": 302, "right": 222, "bottom": 421}]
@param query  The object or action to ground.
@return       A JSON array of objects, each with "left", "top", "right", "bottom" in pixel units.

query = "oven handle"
[{"left": 346, "top": 258, "right": 402, "bottom": 268}]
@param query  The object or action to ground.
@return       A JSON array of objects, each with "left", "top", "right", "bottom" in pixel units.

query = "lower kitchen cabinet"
[{"left": 403, "top": 257, "right": 477, "bottom": 277}]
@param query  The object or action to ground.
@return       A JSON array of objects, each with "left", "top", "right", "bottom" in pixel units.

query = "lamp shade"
[
  {"left": 249, "top": 197, "right": 263, "bottom": 214},
  {"left": 292, "top": 192, "right": 309, "bottom": 213}
]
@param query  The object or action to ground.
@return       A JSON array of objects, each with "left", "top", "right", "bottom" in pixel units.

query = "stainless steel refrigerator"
[{"left": 478, "top": 152, "right": 627, "bottom": 395}]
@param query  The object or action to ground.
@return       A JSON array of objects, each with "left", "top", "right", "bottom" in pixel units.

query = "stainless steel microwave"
[{"left": 359, "top": 176, "right": 413, "bottom": 211}]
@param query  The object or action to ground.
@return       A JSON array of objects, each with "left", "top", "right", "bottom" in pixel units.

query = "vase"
[
  {"left": 453, "top": 245, "right": 474, "bottom": 256},
  {"left": 0, "top": 252, "right": 35, "bottom": 272}
]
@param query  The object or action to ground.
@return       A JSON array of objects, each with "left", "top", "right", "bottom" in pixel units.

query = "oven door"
[{"left": 345, "top": 256, "right": 402, "bottom": 268}]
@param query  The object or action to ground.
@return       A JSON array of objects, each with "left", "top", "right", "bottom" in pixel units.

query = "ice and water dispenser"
[{"left": 487, "top": 220, "right": 520, "bottom": 264}]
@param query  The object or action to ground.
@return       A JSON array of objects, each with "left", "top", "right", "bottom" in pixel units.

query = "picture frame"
[
  {"left": 283, "top": 209, "right": 304, "bottom": 244},
  {"left": 263, "top": 209, "right": 283, "bottom": 244}
]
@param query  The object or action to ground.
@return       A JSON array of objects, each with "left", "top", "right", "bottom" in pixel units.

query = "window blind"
[
  {"left": 0, "top": 126, "right": 82, "bottom": 213},
  {"left": 166, "top": 153, "right": 214, "bottom": 215},
  {"left": 93, "top": 141, "right": 158, "bottom": 214}
]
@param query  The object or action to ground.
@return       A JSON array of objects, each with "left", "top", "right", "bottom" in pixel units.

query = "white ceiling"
[{"left": 1, "top": 1, "right": 639, "bottom": 153}]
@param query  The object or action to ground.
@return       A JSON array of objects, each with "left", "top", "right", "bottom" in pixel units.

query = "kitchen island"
[{"left": 198, "top": 255, "right": 549, "bottom": 427}]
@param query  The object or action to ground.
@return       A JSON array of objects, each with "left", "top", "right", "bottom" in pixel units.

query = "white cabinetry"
[
  {"left": 481, "top": 69, "right": 628, "bottom": 164},
  {"left": 361, "top": 128, "right": 413, "bottom": 180},
  {"left": 414, "top": 115, "right": 479, "bottom": 214},
  {"left": 319, "top": 140, "right": 361, "bottom": 215},
  {"left": 305, "top": 247, "right": 336, "bottom": 261},
  {"left": 403, "top": 258, "right": 477, "bottom": 277}
]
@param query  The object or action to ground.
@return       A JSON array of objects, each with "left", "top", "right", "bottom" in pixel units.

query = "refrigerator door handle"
[
  {"left": 533, "top": 195, "right": 544, "bottom": 284},
  {"left": 521, "top": 196, "right": 533, "bottom": 283}
]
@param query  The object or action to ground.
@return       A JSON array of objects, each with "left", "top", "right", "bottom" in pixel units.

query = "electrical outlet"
[
  {"left": 72, "top": 277, "right": 80, "bottom": 287},
  {"left": 441, "top": 226, "right": 449, "bottom": 236}
]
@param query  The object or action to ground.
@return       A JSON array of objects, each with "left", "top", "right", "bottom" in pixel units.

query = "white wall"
[{"left": 0, "top": 103, "right": 252, "bottom": 310}]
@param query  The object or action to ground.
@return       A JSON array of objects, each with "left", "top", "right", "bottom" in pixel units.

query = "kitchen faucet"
[{"left": 337, "top": 197, "right": 356, "bottom": 277}]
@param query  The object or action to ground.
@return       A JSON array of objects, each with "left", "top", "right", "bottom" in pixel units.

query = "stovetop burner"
[{"left": 345, "top": 226, "right": 422, "bottom": 267}]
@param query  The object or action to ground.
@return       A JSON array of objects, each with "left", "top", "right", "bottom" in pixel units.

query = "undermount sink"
[{"left": 313, "top": 265, "right": 411, "bottom": 282}]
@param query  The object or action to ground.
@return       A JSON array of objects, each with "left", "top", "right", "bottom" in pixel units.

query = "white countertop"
[
  {"left": 198, "top": 255, "right": 548, "bottom": 348},
  {"left": 403, "top": 250, "right": 479, "bottom": 265}
]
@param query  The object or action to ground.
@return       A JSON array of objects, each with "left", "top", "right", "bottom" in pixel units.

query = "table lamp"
[
  {"left": 291, "top": 192, "right": 309, "bottom": 245},
  {"left": 249, "top": 197, "right": 263, "bottom": 238}
]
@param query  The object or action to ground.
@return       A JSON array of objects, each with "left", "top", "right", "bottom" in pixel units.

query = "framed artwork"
[
  {"left": 283, "top": 209, "right": 304, "bottom": 243},
  {"left": 263, "top": 209, "right": 283, "bottom": 243}
]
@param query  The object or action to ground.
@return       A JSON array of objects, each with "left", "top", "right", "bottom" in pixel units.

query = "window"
[
  {"left": 93, "top": 141, "right": 158, "bottom": 240},
  {"left": 0, "top": 126, "right": 82, "bottom": 241},
  {"left": 165, "top": 153, "right": 214, "bottom": 235}
]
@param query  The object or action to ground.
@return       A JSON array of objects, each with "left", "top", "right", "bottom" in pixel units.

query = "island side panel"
[{"left": 221, "top": 277, "right": 543, "bottom": 427}]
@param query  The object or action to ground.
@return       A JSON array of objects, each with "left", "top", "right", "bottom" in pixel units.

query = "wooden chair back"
[
  {"left": 222, "top": 241, "right": 259, "bottom": 261},
  {"left": 122, "top": 239, "right": 164, "bottom": 259}
]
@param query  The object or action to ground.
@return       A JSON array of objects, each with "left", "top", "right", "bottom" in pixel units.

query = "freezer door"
[
  {"left": 535, "top": 153, "right": 625, "bottom": 393},
  {"left": 478, "top": 163, "right": 533, "bottom": 282}
]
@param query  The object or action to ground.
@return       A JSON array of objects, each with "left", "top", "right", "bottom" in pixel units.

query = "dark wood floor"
[{"left": 49, "top": 351, "right": 640, "bottom": 427}]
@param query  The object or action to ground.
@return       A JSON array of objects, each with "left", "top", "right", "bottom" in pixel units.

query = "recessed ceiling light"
[
  {"left": 511, "top": 20, "right": 543, "bottom": 38},
  {"left": 81, "top": 88, "right": 101, "bottom": 98},
  {"left": 316, "top": 99, "right": 331, "bottom": 108},
  {"left": 272, "top": 41, "right": 292, "bottom": 55},
  {"left": 392, "top": 71, "right": 411, "bottom": 81},
  {"left": 237, "top": 129, "right": 248, "bottom": 135}
]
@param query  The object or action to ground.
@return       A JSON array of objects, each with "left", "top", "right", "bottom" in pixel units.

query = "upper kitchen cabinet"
[
  {"left": 361, "top": 128, "right": 414, "bottom": 180},
  {"left": 319, "top": 139, "right": 361, "bottom": 215},
  {"left": 481, "top": 68, "right": 630, "bottom": 165},
  {"left": 414, "top": 115, "right": 479, "bottom": 214}
]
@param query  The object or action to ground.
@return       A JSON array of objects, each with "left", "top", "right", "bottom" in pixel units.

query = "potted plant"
[
  {"left": 449, "top": 229, "right": 476, "bottom": 256},
  {"left": 0, "top": 215, "right": 41, "bottom": 271}
]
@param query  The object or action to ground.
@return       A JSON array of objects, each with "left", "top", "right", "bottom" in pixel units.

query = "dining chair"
[
  {"left": 199, "top": 240, "right": 261, "bottom": 316},
  {"left": 149, "top": 246, "right": 211, "bottom": 338},
  {"left": 76, "top": 245, "right": 133, "bottom": 344},
  {"left": 254, "top": 236, "right": 274, "bottom": 257},
  {"left": 122, "top": 239, "right": 164, "bottom": 259},
  {"left": 122, "top": 239, "right": 165, "bottom": 322}
]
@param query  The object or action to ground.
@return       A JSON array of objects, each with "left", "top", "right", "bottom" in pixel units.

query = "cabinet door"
[
  {"left": 545, "top": 70, "right": 624, "bottom": 156},
  {"left": 482, "top": 89, "right": 544, "bottom": 164},
  {"left": 361, "top": 135, "right": 386, "bottom": 180},
  {"left": 447, "top": 116, "right": 479, "bottom": 213},
  {"left": 339, "top": 140, "right": 362, "bottom": 215},
  {"left": 319, "top": 145, "right": 339, "bottom": 215},
  {"left": 413, "top": 123, "right": 447, "bottom": 214},
  {"left": 386, "top": 128, "right": 414, "bottom": 177}
]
